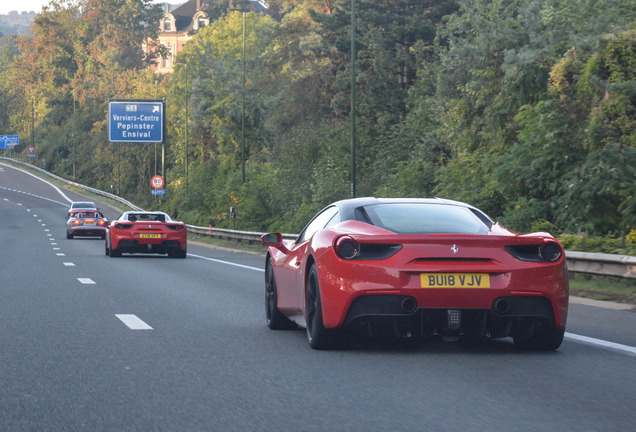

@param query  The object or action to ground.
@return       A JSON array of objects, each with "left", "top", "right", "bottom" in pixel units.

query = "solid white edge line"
[
  {"left": 116, "top": 314, "right": 153, "bottom": 330},
  {"left": 565, "top": 332, "right": 636, "bottom": 357},
  {"left": 0, "top": 162, "right": 73, "bottom": 203},
  {"left": 188, "top": 253, "right": 264, "bottom": 272}
]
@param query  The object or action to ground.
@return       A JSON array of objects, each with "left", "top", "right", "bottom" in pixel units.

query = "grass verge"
[{"left": 569, "top": 274, "right": 636, "bottom": 304}]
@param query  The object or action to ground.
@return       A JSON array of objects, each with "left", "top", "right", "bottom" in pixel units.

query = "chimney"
[{"left": 197, "top": 0, "right": 201, "bottom": 11}]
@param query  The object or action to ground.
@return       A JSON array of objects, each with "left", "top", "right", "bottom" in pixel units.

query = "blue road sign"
[
  {"left": 0, "top": 135, "right": 19, "bottom": 149},
  {"left": 151, "top": 189, "right": 166, "bottom": 195},
  {"left": 108, "top": 100, "right": 164, "bottom": 143}
]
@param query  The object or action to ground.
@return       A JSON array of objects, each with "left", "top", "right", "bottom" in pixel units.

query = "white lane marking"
[
  {"left": 77, "top": 278, "right": 95, "bottom": 284},
  {"left": 188, "top": 253, "right": 264, "bottom": 272},
  {"left": 45, "top": 229, "right": 50, "bottom": 232},
  {"left": 0, "top": 162, "right": 73, "bottom": 203},
  {"left": 53, "top": 248, "right": 60, "bottom": 250},
  {"left": 56, "top": 253, "right": 66, "bottom": 256},
  {"left": 116, "top": 314, "right": 153, "bottom": 330},
  {"left": 565, "top": 333, "right": 636, "bottom": 357},
  {"left": 63, "top": 262, "right": 75, "bottom": 266},
  {"left": 51, "top": 243, "right": 57, "bottom": 245}
]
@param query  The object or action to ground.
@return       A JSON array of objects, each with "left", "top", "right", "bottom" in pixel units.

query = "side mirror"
[{"left": 261, "top": 232, "right": 290, "bottom": 254}]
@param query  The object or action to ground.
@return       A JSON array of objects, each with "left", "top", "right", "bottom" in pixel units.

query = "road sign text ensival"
[{"left": 108, "top": 100, "right": 164, "bottom": 143}]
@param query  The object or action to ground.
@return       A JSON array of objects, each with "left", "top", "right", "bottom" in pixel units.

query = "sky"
[{"left": 0, "top": 0, "right": 168, "bottom": 15}]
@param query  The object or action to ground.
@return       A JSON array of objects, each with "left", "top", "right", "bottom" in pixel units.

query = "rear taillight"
[
  {"left": 335, "top": 236, "right": 360, "bottom": 260},
  {"left": 540, "top": 241, "right": 562, "bottom": 262},
  {"left": 72, "top": 220, "right": 81, "bottom": 225},
  {"left": 98, "top": 220, "right": 107, "bottom": 226},
  {"left": 506, "top": 241, "right": 563, "bottom": 262},
  {"left": 115, "top": 223, "right": 134, "bottom": 230},
  {"left": 166, "top": 224, "right": 184, "bottom": 231}
]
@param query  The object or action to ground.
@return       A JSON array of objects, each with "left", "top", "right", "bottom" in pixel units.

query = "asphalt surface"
[{"left": 1, "top": 162, "right": 635, "bottom": 431}]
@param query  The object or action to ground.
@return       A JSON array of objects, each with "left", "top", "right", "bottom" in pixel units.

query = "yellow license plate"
[
  {"left": 84, "top": 220, "right": 95, "bottom": 225},
  {"left": 421, "top": 273, "right": 490, "bottom": 288},
  {"left": 139, "top": 233, "right": 161, "bottom": 239}
]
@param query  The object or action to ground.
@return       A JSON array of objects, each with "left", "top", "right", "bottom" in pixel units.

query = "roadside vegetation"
[{"left": 0, "top": 0, "right": 634, "bottom": 253}]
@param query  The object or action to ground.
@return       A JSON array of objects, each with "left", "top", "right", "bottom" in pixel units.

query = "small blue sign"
[
  {"left": 151, "top": 189, "right": 166, "bottom": 195},
  {"left": 0, "top": 135, "right": 19, "bottom": 149},
  {"left": 109, "top": 100, "right": 164, "bottom": 143}
]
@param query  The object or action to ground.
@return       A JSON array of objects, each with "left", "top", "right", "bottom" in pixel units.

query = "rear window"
[
  {"left": 71, "top": 202, "right": 95, "bottom": 209},
  {"left": 361, "top": 204, "right": 490, "bottom": 235}
]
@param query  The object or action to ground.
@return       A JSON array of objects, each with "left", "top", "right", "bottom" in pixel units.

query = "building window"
[
  {"left": 163, "top": 19, "right": 172, "bottom": 31},
  {"left": 162, "top": 46, "right": 174, "bottom": 69},
  {"left": 198, "top": 17, "right": 207, "bottom": 29}
]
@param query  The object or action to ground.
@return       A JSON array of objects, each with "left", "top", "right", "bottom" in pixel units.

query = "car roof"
[{"left": 331, "top": 197, "right": 487, "bottom": 222}]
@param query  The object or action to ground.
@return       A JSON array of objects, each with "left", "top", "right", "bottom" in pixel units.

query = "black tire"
[
  {"left": 109, "top": 245, "right": 122, "bottom": 257},
  {"left": 513, "top": 322, "right": 564, "bottom": 351},
  {"left": 265, "top": 259, "right": 296, "bottom": 330},
  {"left": 105, "top": 241, "right": 109, "bottom": 256},
  {"left": 66, "top": 231, "right": 73, "bottom": 239},
  {"left": 305, "top": 264, "right": 340, "bottom": 349}
]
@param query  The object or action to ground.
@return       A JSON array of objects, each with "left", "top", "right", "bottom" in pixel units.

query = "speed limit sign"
[{"left": 151, "top": 175, "right": 165, "bottom": 190}]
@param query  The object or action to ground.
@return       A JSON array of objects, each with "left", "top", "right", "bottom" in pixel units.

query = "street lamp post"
[
  {"left": 185, "top": 62, "right": 189, "bottom": 192},
  {"left": 230, "top": 0, "right": 269, "bottom": 183},
  {"left": 241, "top": 10, "right": 246, "bottom": 183},
  {"left": 350, "top": 0, "right": 357, "bottom": 198}
]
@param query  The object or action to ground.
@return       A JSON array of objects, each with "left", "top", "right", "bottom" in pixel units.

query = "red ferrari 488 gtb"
[
  {"left": 106, "top": 211, "right": 187, "bottom": 258},
  {"left": 261, "top": 198, "right": 569, "bottom": 350}
]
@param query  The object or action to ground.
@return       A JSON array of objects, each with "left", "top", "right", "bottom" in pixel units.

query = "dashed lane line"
[
  {"left": 77, "top": 278, "right": 95, "bottom": 284},
  {"left": 116, "top": 314, "right": 153, "bottom": 330}
]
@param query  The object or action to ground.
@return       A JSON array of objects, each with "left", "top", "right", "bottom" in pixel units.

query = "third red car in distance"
[
  {"left": 261, "top": 197, "right": 569, "bottom": 350},
  {"left": 105, "top": 211, "right": 187, "bottom": 258}
]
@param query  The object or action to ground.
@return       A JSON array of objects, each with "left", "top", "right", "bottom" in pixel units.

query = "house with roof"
[
  {"left": 147, "top": 0, "right": 211, "bottom": 74},
  {"left": 146, "top": 0, "right": 270, "bottom": 74}
]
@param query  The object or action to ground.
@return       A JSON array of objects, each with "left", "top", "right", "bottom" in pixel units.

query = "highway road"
[{"left": 1, "top": 162, "right": 635, "bottom": 431}]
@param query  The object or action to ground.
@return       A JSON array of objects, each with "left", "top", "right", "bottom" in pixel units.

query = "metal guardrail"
[
  {"left": 2, "top": 157, "right": 634, "bottom": 278},
  {"left": 565, "top": 251, "right": 636, "bottom": 280}
]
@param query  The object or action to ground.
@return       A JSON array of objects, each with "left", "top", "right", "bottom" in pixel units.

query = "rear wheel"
[
  {"left": 109, "top": 244, "right": 121, "bottom": 258},
  {"left": 66, "top": 231, "right": 73, "bottom": 239},
  {"left": 513, "top": 322, "right": 564, "bottom": 351},
  {"left": 265, "top": 259, "right": 296, "bottom": 330},
  {"left": 306, "top": 264, "right": 340, "bottom": 349},
  {"left": 172, "top": 249, "right": 187, "bottom": 259}
]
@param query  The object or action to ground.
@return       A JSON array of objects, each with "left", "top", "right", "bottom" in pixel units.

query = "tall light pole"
[
  {"left": 350, "top": 0, "right": 357, "bottom": 198},
  {"left": 241, "top": 10, "right": 246, "bottom": 183},
  {"left": 185, "top": 62, "right": 189, "bottom": 192},
  {"left": 231, "top": 0, "right": 269, "bottom": 183}
]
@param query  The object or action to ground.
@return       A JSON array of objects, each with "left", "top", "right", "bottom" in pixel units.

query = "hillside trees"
[{"left": 1, "top": 0, "right": 634, "bottom": 238}]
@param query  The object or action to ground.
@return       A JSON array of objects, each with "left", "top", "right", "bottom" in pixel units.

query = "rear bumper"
[
  {"left": 68, "top": 226, "right": 107, "bottom": 236},
  {"left": 114, "top": 239, "right": 186, "bottom": 254},
  {"left": 342, "top": 294, "right": 560, "bottom": 340}
]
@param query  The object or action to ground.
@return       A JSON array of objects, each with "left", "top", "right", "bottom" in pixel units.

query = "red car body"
[
  {"left": 262, "top": 198, "right": 569, "bottom": 350},
  {"left": 106, "top": 211, "right": 187, "bottom": 258}
]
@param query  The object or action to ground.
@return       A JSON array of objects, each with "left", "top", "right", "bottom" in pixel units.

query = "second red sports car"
[
  {"left": 106, "top": 211, "right": 187, "bottom": 258},
  {"left": 262, "top": 197, "right": 569, "bottom": 350}
]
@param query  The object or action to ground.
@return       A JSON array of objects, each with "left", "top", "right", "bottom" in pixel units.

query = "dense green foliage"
[{"left": 0, "top": 0, "right": 634, "bottom": 244}]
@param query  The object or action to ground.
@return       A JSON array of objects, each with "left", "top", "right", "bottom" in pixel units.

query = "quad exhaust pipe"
[
  {"left": 493, "top": 298, "right": 511, "bottom": 314},
  {"left": 400, "top": 297, "right": 417, "bottom": 314}
]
